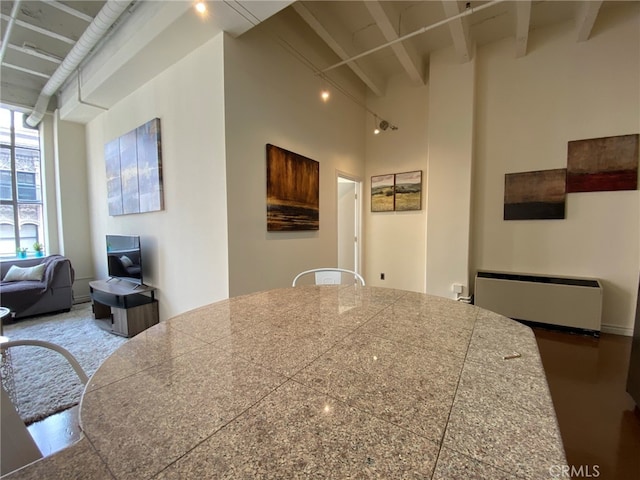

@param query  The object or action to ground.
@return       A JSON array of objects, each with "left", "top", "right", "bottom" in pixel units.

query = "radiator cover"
[{"left": 475, "top": 271, "right": 602, "bottom": 332}]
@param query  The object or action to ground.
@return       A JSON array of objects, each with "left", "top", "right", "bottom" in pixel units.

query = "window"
[{"left": 0, "top": 107, "right": 44, "bottom": 257}]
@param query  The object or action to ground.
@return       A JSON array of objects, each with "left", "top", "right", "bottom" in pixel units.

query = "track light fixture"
[
  {"left": 373, "top": 116, "right": 398, "bottom": 135},
  {"left": 195, "top": 1, "right": 207, "bottom": 14},
  {"left": 312, "top": 74, "right": 399, "bottom": 134}
]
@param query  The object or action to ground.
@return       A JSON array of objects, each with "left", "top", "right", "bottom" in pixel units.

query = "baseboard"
[
  {"left": 73, "top": 295, "right": 91, "bottom": 305},
  {"left": 517, "top": 319, "right": 600, "bottom": 337},
  {"left": 600, "top": 323, "right": 633, "bottom": 337}
]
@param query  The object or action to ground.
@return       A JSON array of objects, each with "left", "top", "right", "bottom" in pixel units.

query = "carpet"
[{"left": 2, "top": 303, "right": 127, "bottom": 425}]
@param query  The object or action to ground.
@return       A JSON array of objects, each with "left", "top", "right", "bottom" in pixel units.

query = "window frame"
[{"left": 0, "top": 107, "right": 44, "bottom": 258}]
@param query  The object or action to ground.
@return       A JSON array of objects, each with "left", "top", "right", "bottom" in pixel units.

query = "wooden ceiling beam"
[
  {"left": 364, "top": 0, "right": 425, "bottom": 85},
  {"left": 441, "top": 0, "right": 472, "bottom": 63},
  {"left": 292, "top": 2, "right": 384, "bottom": 96},
  {"left": 2, "top": 62, "right": 51, "bottom": 79},
  {"left": 4, "top": 43, "right": 62, "bottom": 64},
  {"left": 0, "top": 14, "right": 76, "bottom": 45},
  {"left": 44, "top": 1, "right": 94, "bottom": 23},
  {"left": 576, "top": 0, "right": 603, "bottom": 42},
  {"left": 515, "top": 0, "right": 531, "bottom": 58}
]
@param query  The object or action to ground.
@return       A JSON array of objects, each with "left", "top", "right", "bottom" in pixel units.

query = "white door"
[{"left": 337, "top": 175, "right": 361, "bottom": 274}]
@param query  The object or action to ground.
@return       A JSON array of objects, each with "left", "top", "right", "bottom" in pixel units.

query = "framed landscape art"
[
  {"left": 394, "top": 171, "right": 422, "bottom": 211},
  {"left": 371, "top": 171, "right": 422, "bottom": 212},
  {"left": 371, "top": 174, "right": 395, "bottom": 212}
]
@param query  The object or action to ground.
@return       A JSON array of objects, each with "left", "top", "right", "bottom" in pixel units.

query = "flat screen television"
[{"left": 106, "top": 235, "right": 144, "bottom": 285}]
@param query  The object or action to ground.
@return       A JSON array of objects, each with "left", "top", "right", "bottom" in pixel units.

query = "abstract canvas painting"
[
  {"left": 105, "top": 118, "right": 163, "bottom": 216},
  {"left": 371, "top": 174, "right": 394, "bottom": 212},
  {"left": 567, "top": 134, "right": 639, "bottom": 192},
  {"left": 136, "top": 119, "right": 164, "bottom": 213},
  {"left": 266, "top": 144, "right": 319, "bottom": 231},
  {"left": 105, "top": 137, "right": 123, "bottom": 216},
  {"left": 394, "top": 171, "right": 422, "bottom": 211},
  {"left": 504, "top": 169, "right": 566, "bottom": 220}
]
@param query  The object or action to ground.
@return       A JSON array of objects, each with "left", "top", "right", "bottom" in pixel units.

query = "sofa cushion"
[{"left": 3, "top": 263, "right": 46, "bottom": 282}]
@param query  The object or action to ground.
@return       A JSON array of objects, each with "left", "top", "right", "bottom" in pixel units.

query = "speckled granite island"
[{"left": 5, "top": 286, "right": 566, "bottom": 479}]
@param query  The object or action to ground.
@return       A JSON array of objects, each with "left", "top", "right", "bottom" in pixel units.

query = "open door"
[{"left": 337, "top": 175, "right": 361, "bottom": 275}]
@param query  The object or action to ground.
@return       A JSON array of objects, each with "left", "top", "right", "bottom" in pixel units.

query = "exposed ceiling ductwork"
[{"left": 24, "top": 0, "right": 131, "bottom": 127}]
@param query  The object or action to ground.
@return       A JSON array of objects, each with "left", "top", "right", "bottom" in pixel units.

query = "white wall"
[
  {"left": 472, "top": 8, "right": 640, "bottom": 334},
  {"left": 39, "top": 115, "right": 60, "bottom": 256},
  {"left": 85, "top": 34, "right": 229, "bottom": 320},
  {"left": 53, "top": 113, "right": 94, "bottom": 301},
  {"left": 362, "top": 5, "right": 639, "bottom": 332},
  {"left": 223, "top": 11, "right": 367, "bottom": 296},
  {"left": 364, "top": 75, "right": 429, "bottom": 292},
  {"left": 72, "top": 2, "right": 638, "bottom": 332},
  {"left": 425, "top": 47, "right": 476, "bottom": 300}
]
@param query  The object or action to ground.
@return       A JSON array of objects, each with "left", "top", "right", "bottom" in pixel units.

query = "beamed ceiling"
[{"left": 0, "top": 1, "right": 637, "bottom": 121}]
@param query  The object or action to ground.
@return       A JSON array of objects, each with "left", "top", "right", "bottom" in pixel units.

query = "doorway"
[{"left": 337, "top": 174, "right": 361, "bottom": 274}]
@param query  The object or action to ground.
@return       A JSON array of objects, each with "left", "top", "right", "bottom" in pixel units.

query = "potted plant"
[
  {"left": 17, "top": 247, "right": 27, "bottom": 258},
  {"left": 33, "top": 242, "right": 44, "bottom": 257}
]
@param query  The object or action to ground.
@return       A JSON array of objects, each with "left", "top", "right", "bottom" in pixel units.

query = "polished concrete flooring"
[
  {"left": 23, "top": 327, "right": 640, "bottom": 479},
  {"left": 533, "top": 328, "right": 640, "bottom": 480},
  {"left": 27, "top": 405, "right": 81, "bottom": 458}
]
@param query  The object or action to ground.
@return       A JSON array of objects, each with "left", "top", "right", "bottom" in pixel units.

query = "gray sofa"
[{"left": 0, "top": 255, "right": 74, "bottom": 319}]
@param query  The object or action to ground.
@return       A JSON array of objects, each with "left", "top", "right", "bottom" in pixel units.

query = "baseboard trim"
[
  {"left": 74, "top": 295, "right": 91, "bottom": 305},
  {"left": 600, "top": 324, "right": 633, "bottom": 337}
]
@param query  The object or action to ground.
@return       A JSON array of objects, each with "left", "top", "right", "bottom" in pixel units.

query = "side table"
[{"left": 89, "top": 280, "right": 159, "bottom": 337}]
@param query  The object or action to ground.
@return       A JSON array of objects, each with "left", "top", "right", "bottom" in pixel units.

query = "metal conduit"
[
  {"left": 25, "top": 0, "right": 132, "bottom": 127},
  {"left": 321, "top": 0, "right": 505, "bottom": 74},
  {"left": 0, "top": 0, "right": 22, "bottom": 64}
]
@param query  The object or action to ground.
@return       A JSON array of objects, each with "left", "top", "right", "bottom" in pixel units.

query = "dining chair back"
[
  {"left": 292, "top": 268, "right": 365, "bottom": 286},
  {"left": 0, "top": 340, "right": 88, "bottom": 476}
]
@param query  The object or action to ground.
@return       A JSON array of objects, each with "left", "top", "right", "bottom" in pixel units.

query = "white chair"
[
  {"left": 292, "top": 268, "right": 365, "bottom": 287},
  {"left": 0, "top": 339, "right": 88, "bottom": 476}
]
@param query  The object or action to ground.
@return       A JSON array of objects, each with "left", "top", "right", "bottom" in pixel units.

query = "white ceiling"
[
  {"left": 0, "top": 1, "right": 109, "bottom": 111},
  {"left": 1, "top": 1, "right": 637, "bottom": 123},
  {"left": 0, "top": 0, "right": 293, "bottom": 118},
  {"left": 290, "top": 0, "right": 637, "bottom": 97}
]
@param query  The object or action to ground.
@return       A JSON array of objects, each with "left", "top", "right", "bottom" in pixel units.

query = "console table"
[{"left": 89, "top": 280, "right": 158, "bottom": 338}]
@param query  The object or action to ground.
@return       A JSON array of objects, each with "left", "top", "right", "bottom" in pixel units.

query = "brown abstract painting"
[
  {"left": 267, "top": 144, "right": 319, "bottom": 231},
  {"left": 567, "top": 134, "right": 639, "bottom": 192},
  {"left": 504, "top": 169, "right": 566, "bottom": 220}
]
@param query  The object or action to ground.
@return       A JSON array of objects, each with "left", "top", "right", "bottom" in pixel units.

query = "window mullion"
[{"left": 10, "top": 113, "right": 20, "bottom": 252}]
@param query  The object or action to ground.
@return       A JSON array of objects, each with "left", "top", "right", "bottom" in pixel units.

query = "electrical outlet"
[
  {"left": 380, "top": 273, "right": 385, "bottom": 280},
  {"left": 452, "top": 283, "right": 463, "bottom": 294}
]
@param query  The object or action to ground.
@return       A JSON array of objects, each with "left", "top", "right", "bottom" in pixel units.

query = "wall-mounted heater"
[{"left": 475, "top": 270, "right": 602, "bottom": 333}]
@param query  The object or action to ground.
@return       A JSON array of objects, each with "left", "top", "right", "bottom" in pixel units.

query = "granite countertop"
[{"left": 5, "top": 286, "right": 566, "bottom": 479}]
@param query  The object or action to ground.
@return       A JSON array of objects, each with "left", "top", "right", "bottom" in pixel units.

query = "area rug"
[{"left": 2, "top": 303, "right": 127, "bottom": 424}]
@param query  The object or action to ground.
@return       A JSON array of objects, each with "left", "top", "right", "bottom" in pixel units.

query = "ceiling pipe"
[
  {"left": 25, "top": 0, "right": 132, "bottom": 127},
  {"left": 321, "top": 0, "right": 506, "bottom": 73},
  {"left": 0, "top": 0, "right": 22, "bottom": 64}
]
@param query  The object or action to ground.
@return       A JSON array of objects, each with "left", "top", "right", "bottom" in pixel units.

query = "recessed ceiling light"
[{"left": 195, "top": 2, "right": 207, "bottom": 14}]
